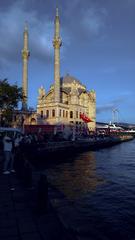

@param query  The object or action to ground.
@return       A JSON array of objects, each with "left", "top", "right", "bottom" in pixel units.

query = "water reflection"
[
  {"left": 43, "top": 140, "right": 135, "bottom": 240},
  {"left": 45, "top": 151, "right": 105, "bottom": 200}
]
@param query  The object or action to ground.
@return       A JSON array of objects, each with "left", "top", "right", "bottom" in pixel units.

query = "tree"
[{"left": 0, "top": 79, "right": 23, "bottom": 126}]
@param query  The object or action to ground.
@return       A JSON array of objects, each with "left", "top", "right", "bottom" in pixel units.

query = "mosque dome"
[
  {"left": 61, "top": 74, "right": 81, "bottom": 85},
  {"left": 60, "top": 74, "right": 86, "bottom": 95}
]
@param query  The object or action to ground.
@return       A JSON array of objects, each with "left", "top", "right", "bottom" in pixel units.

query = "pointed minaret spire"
[
  {"left": 56, "top": 7, "right": 59, "bottom": 17},
  {"left": 24, "top": 21, "right": 28, "bottom": 32},
  {"left": 22, "top": 23, "right": 30, "bottom": 110},
  {"left": 53, "top": 7, "right": 62, "bottom": 103}
]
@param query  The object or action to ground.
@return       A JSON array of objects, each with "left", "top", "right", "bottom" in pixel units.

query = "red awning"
[{"left": 80, "top": 113, "right": 93, "bottom": 123}]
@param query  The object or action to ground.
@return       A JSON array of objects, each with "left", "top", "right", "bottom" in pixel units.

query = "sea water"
[{"left": 44, "top": 139, "right": 135, "bottom": 240}]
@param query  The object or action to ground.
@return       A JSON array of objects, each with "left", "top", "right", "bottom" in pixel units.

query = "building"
[
  {"left": 12, "top": 8, "right": 96, "bottom": 133},
  {"left": 36, "top": 8, "right": 96, "bottom": 131}
]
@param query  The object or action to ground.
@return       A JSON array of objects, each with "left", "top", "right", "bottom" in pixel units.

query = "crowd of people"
[
  {"left": 0, "top": 130, "right": 65, "bottom": 175},
  {"left": 1, "top": 129, "right": 105, "bottom": 175},
  {"left": 1, "top": 131, "right": 49, "bottom": 213},
  {"left": 1, "top": 132, "right": 40, "bottom": 174}
]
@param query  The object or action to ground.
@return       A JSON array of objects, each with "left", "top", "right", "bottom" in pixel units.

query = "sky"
[{"left": 0, "top": 0, "right": 135, "bottom": 123}]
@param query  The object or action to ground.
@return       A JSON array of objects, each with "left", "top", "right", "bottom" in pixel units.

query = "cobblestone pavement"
[{"left": 0, "top": 155, "right": 76, "bottom": 240}]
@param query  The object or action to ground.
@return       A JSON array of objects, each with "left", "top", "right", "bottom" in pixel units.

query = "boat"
[{"left": 125, "top": 129, "right": 135, "bottom": 137}]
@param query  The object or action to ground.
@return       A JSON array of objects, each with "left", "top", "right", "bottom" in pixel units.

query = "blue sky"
[{"left": 0, "top": 0, "right": 135, "bottom": 123}]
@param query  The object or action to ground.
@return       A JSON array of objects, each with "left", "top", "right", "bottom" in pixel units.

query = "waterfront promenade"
[{"left": 0, "top": 155, "right": 76, "bottom": 240}]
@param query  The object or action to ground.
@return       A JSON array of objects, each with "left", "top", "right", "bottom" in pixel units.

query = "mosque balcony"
[{"left": 53, "top": 37, "right": 62, "bottom": 48}]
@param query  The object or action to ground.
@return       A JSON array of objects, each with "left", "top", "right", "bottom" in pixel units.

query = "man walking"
[{"left": 3, "top": 135, "right": 14, "bottom": 174}]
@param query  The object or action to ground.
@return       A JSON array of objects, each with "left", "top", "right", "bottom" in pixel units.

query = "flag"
[{"left": 80, "top": 113, "right": 93, "bottom": 123}]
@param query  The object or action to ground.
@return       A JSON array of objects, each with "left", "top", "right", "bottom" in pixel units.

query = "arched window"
[
  {"left": 70, "top": 111, "right": 73, "bottom": 118},
  {"left": 66, "top": 111, "right": 68, "bottom": 118},
  {"left": 63, "top": 110, "right": 65, "bottom": 117},
  {"left": 76, "top": 111, "right": 78, "bottom": 118},
  {"left": 46, "top": 110, "right": 49, "bottom": 118},
  {"left": 52, "top": 109, "right": 55, "bottom": 117},
  {"left": 41, "top": 110, "right": 43, "bottom": 118},
  {"left": 31, "top": 118, "right": 36, "bottom": 125}
]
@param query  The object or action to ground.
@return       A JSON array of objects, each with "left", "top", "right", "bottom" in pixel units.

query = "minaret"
[
  {"left": 22, "top": 23, "right": 30, "bottom": 110},
  {"left": 53, "top": 7, "right": 62, "bottom": 103}
]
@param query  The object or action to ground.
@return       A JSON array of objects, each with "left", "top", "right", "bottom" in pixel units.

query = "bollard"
[{"left": 37, "top": 174, "right": 48, "bottom": 213}]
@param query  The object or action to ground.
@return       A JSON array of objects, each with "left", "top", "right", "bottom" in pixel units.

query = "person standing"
[{"left": 3, "top": 135, "right": 14, "bottom": 174}]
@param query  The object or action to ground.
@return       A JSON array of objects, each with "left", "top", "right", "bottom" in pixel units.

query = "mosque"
[{"left": 20, "top": 8, "right": 96, "bottom": 132}]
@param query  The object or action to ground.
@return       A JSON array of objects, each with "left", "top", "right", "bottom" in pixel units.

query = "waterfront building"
[{"left": 12, "top": 8, "right": 96, "bottom": 132}]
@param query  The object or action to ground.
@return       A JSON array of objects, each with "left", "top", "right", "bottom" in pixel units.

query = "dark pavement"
[{"left": 0, "top": 154, "right": 76, "bottom": 240}]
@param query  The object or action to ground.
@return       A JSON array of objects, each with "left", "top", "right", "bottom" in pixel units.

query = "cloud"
[
  {"left": 97, "top": 95, "right": 130, "bottom": 114},
  {"left": 97, "top": 104, "right": 114, "bottom": 114},
  {"left": 81, "top": 7, "right": 107, "bottom": 36},
  {"left": 0, "top": 0, "right": 109, "bottom": 69},
  {"left": 0, "top": 0, "right": 70, "bottom": 68},
  {"left": 0, "top": 1, "right": 54, "bottom": 65},
  {"left": 62, "top": 0, "right": 80, "bottom": 17}
]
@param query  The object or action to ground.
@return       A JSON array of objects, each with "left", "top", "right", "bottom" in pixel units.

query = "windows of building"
[
  {"left": 66, "top": 111, "right": 68, "bottom": 118},
  {"left": 63, "top": 110, "right": 65, "bottom": 117},
  {"left": 59, "top": 109, "right": 61, "bottom": 117},
  {"left": 52, "top": 109, "right": 55, "bottom": 117},
  {"left": 46, "top": 110, "right": 49, "bottom": 118},
  {"left": 70, "top": 111, "right": 73, "bottom": 118},
  {"left": 76, "top": 111, "right": 78, "bottom": 118},
  {"left": 41, "top": 110, "right": 43, "bottom": 118}
]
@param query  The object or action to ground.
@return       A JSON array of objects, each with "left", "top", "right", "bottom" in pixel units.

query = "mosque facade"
[{"left": 37, "top": 74, "right": 96, "bottom": 131}]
